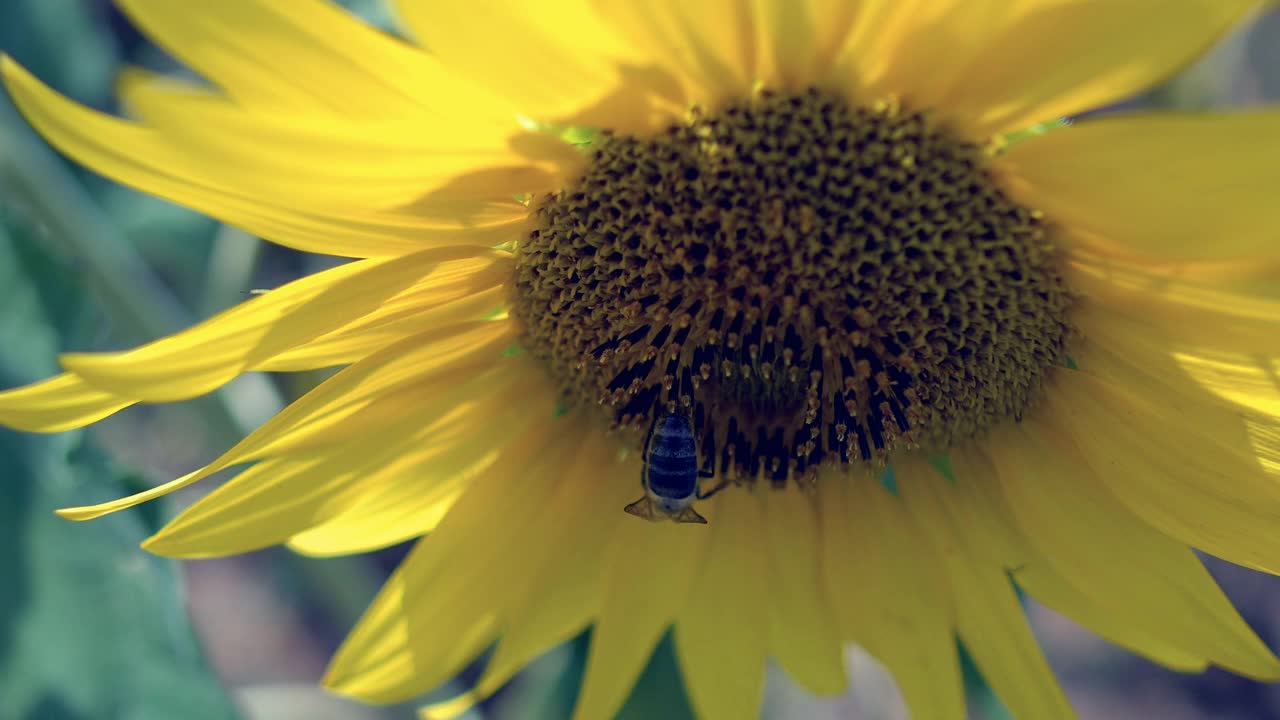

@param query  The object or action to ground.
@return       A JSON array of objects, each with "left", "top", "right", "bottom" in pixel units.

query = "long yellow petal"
[
  {"left": 1075, "top": 302, "right": 1274, "bottom": 425},
  {"left": 992, "top": 421, "right": 1280, "bottom": 678},
  {"left": 1078, "top": 318, "right": 1280, "bottom": 469},
  {"left": 835, "top": 0, "right": 1032, "bottom": 122},
  {"left": 143, "top": 453, "right": 363, "bottom": 557},
  {"left": 589, "top": 0, "right": 756, "bottom": 110},
  {"left": 1047, "top": 369, "right": 1280, "bottom": 575},
  {"left": 3, "top": 251, "right": 509, "bottom": 434},
  {"left": 674, "top": 489, "right": 768, "bottom": 720},
  {"left": 0, "top": 374, "right": 132, "bottom": 433},
  {"left": 761, "top": 483, "right": 846, "bottom": 696},
  {"left": 61, "top": 248, "right": 508, "bottom": 401},
  {"left": 1015, "top": 568, "right": 1209, "bottom": 674},
  {"left": 940, "top": 0, "right": 1261, "bottom": 138},
  {"left": 754, "top": 0, "right": 862, "bottom": 91},
  {"left": 116, "top": 0, "right": 512, "bottom": 119},
  {"left": 321, "top": 563, "right": 428, "bottom": 701},
  {"left": 145, "top": 367, "right": 541, "bottom": 558},
  {"left": 426, "top": 434, "right": 635, "bottom": 715},
  {"left": 824, "top": 0, "right": 924, "bottom": 101},
  {"left": 1067, "top": 260, "right": 1280, "bottom": 367},
  {"left": 56, "top": 320, "right": 515, "bottom": 521},
  {"left": 830, "top": 1, "right": 1259, "bottom": 139},
  {"left": 324, "top": 418, "right": 566, "bottom": 702},
  {"left": 262, "top": 289, "right": 508, "bottom": 372},
  {"left": 820, "top": 471, "right": 965, "bottom": 720},
  {"left": 3, "top": 58, "right": 528, "bottom": 257},
  {"left": 897, "top": 451, "right": 1075, "bottom": 720},
  {"left": 322, "top": 554, "right": 499, "bottom": 705},
  {"left": 1000, "top": 110, "right": 1280, "bottom": 262},
  {"left": 1173, "top": 351, "right": 1280, "bottom": 424},
  {"left": 395, "top": 0, "right": 685, "bottom": 134},
  {"left": 1071, "top": 281, "right": 1280, "bottom": 422},
  {"left": 117, "top": 69, "right": 576, "bottom": 208},
  {"left": 284, "top": 369, "right": 557, "bottom": 557},
  {"left": 572, "top": 470, "right": 713, "bottom": 720},
  {"left": 933, "top": 457, "right": 1211, "bottom": 674}
]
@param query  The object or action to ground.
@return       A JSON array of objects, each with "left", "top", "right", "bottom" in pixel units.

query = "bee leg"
[{"left": 696, "top": 477, "right": 730, "bottom": 500}]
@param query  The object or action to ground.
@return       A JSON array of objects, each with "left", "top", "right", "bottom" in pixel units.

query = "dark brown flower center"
[{"left": 512, "top": 88, "right": 1071, "bottom": 485}]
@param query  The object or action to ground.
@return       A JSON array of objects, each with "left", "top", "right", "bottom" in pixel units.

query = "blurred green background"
[{"left": 1, "top": 3, "right": 1279, "bottom": 719}]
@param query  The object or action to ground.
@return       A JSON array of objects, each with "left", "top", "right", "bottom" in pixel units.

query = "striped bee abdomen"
[{"left": 644, "top": 413, "right": 699, "bottom": 500}]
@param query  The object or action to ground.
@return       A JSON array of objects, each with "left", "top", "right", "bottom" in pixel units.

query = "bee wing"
[
  {"left": 671, "top": 505, "right": 708, "bottom": 524},
  {"left": 624, "top": 496, "right": 661, "bottom": 522}
]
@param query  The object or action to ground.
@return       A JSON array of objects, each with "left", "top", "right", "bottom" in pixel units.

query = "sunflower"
[{"left": 4, "top": 0, "right": 1280, "bottom": 717}]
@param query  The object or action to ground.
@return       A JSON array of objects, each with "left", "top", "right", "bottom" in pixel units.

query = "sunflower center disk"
[{"left": 513, "top": 88, "right": 1071, "bottom": 485}]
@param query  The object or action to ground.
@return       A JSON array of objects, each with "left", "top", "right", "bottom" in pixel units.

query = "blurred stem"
[
  {"left": 0, "top": 99, "right": 188, "bottom": 341},
  {"left": 199, "top": 225, "right": 264, "bottom": 318},
  {"left": 0, "top": 94, "right": 268, "bottom": 447},
  {"left": 284, "top": 553, "right": 385, "bottom": 632}
]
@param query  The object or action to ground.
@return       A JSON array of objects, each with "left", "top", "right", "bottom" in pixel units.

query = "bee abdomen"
[
  {"left": 645, "top": 413, "right": 699, "bottom": 499},
  {"left": 646, "top": 460, "right": 698, "bottom": 499}
]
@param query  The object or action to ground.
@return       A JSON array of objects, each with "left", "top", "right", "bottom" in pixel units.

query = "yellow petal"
[
  {"left": 2, "top": 58, "right": 528, "bottom": 257},
  {"left": 1077, "top": 313, "right": 1280, "bottom": 468},
  {"left": 674, "top": 489, "right": 768, "bottom": 720},
  {"left": 589, "top": 0, "right": 756, "bottom": 109},
  {"left": 261, "top": 290, "right": 506, "bottom": 372},
  {"left": 1000, "top": 109, "right": 1280, "bottom": 261},
  {"left": 1172, "top": 351, "right": 1280, "bottom": 420},
  {"left": 1069, "top": 261, "right": 1280, "bottom": 357},
  {"left": 1015, "top": 567, "right": 1208, "bottom": 674},
  {"left": 61, "top": 248, "right": 509, "bottom": 401},
  {"left": 754, "top": 0, "right": 862, "bottom": 91},
  {"left": 0, "top": 373, "right": 132, "bottom": 433},
  {"left": 56, "top": 321, "right": 515, "bottom": 521},
  {"left": 836, "top": 0, "right": 1033, "bottom": 123},
  {"left": 820, "top": 471, "right": 965, "bottom": 720},
  {"left": 897, "top": 452, "right": 1075, "bottom": 720},
  {"left": 887, "top": 446, "right": 1210, "bottom": 674},
  {"left": 117, "top": 69, "right": 576, "bottom": 208},
  {"left": 760, "top": 483, "right": 846, "bottom": 696},
  {"left": 431, "top": 434, "right": 635, "bottom": 711},
  {"left": 1077, "top": 311, "right": 1278, "bottom": 428},
  {"left": 144, "top": 453, "right": 355, "bottom": 557},
  {"left": 146, "top": 366, "right": 544, "bottom": 558},
  {"left": 1070, "top": 280, "right": 1280, "bottom": 423},
  {"left": 939, "top": 0, "right": 1262, "bottom": 138},
  {"left": 261, "top": 288, "right": 508, "bottom": 372},
  {"left": 325, "top": 417, "right": 568, "bottom": 702},
  {"left": 214, "top": 321, "right": 516, "bottom": 460},
  {"left": 322, "top": 557, "right": 498, "bottom": 704},
  {"left": 823, "top": 0, "right": 922, "bottom": 100},
  {"left": 285, "top": 367, "right": 557, "bottom": 557},
  {"left": 832, "top": 1, "right": 1258, "bottom": 139},
  {"left": 395, "top": 0, "right": 685, "bottom": 133},
  {"left": 992, "top": 421, "right": 1280, "bottom": 678},
  {"left": 572, "top": 474, "right": 713, "bottom": 720},
  {"left": 116, "top": 0, "right": 511, "bottom": 118},
  {"left": 1047, "top": 369, "right": 1280, "bottom": 575}
]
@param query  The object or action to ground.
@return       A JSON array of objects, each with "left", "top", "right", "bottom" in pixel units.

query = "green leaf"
[
  {"left": 615, "top": 631, "right": 696, "bottom": 720},
  {"left": 0, "top": 0, "right": 119, "bottom": 106},
  {"left": 0, "top": 214, "right": 240, "bottom": 720}
]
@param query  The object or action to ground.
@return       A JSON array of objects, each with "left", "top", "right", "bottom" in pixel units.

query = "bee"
[{"left": 624, "top": 411, "right": 725, "bottom": 524}]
